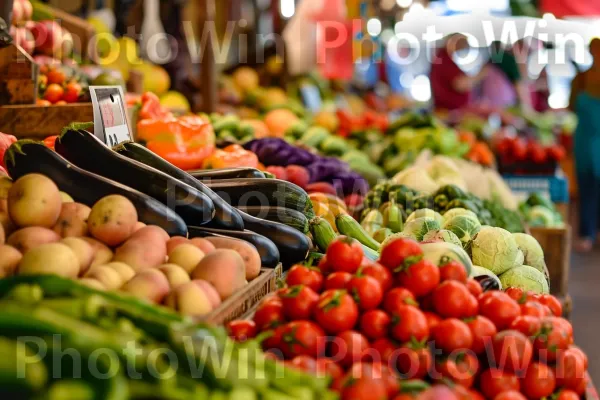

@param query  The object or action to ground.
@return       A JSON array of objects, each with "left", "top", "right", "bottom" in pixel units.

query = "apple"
[
  {"left": 21, "top": 0, "right": 33, "bottom": 21},
  {"left": 11, "top": 1, "right": 23, "bottom": 26},
  {"left": 30, "top": 21, "right": 65, "bottom": 57}
]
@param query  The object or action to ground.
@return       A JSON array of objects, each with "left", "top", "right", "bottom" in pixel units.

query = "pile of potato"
[{"left": 0, "top": 173, "right": 262, "bottom": 317}]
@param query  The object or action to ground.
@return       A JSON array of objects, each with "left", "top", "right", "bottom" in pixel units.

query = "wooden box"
[
  {"left": 0, "top": 103, "right": 94, "bottom": 138},
  {"left": 529, "top": 225, "right": 572, "bottom": 297},
  {"left": 199, "top": 264, "right": 281, "bottom": 325}
]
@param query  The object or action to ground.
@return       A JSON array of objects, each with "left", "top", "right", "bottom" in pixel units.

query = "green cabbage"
[
  {"left": 499, "top": 265, "right": 550, "bottom": 294},
  {"left": 512, "top": 233, "right": 547, "bottom": 274},
  {"left": 402, "top": 217, "right": 441, "bottom": 241},
  {"left": 380, "top": 232, "right": 417, "bottom": 248},
  {"left": 422, "top": 229, "right": 463, "bottom": 248},
  {"left": 526, "top": 205, "right": 557, "bottom": 227},
  {"left": 442, "top": 208, "right": 479, "bottom": 223},
  {"left": 421, "top": 241, "right": 472, "bottom": 277},
  {"left": 471, "top": 227, "right": 520, "bottom": 275},
  {"left": 442, "top": 214, "right": 481, "bottom": 249},
  {"left": 406, "top": 209, "right": 444, "bottom": 225}
]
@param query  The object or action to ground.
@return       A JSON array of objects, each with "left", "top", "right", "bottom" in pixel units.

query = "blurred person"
[
  {"left": 430, "top": 34, "right": 489, "bottom": 111},
  {"left": 568, "top": 38, "right": 600, "bottom": 252}
]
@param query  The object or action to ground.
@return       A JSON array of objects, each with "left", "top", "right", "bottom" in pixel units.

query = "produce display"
[
  {"left": 227, "top": 236, "right": 588, "bottom": 400},
  {"left": 519, "top": 193, "right": 565, "bottom": 228}
]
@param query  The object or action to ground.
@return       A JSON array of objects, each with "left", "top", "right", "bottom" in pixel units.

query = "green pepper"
[
  {"left": 445, "top": 199, "right": 479, "bottom": 214},
  {"left": 435, "top": 184, "right": 467, "bottom": 201},
  {"left": 0, "top": 337, "right": 47, "bottom": 396},
  {"left": 434, "top": 194, "right": 449, "bottom": 211}
]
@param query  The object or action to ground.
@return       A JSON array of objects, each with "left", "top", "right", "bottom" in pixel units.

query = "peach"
[
  {"left": 88, "top": 195, "right": 137, "bottom": 246},
  {"left": 167, "top": 244, "right": 204, "bottom": 274},
  {"left": 85, "top": 265, "right": 124, "bottom": 290},
  {"left": 191, "top": 249, "right": 246, "bottom": 299},
  {"left": 166, "top": 236, "right": 189, "bottom": 253},
  {"left": 189, "top": 238, "right": 216, "bottom": 255},
  {"left": 53, "top": 202, "right": 91, "bottom": 238},
  {"left": 113, "top": 238, "right": 166, "bottom": 271},
  {"left": 81, "top": 237, "right": 113, "bottom": 268},
  {"left": 157, "top": 264, "right": 190, "bottom": 288},
  {"left": 18, "top": 243, "right": 79, "bottom": 278},
  {"left": 130, "top": 226, "right": 169, "bottom": 243},
  {"left": 192, "top": 280, "right": 222, "bottom": 308},
  {"left": 121, "top": 269, "right": 170, "bottom": 304},
  {"left": 164, "top": 281, "right": 214, "bottom": 317},
  {"left": 61, "top": 237, "right": 94, "bottom": 275},
  {"left": 133, "top": 222, "right": 146, "bottom": 232},
  {"left": 59, "top": 192, "right": 74, "bottom": 203},
  {"left": 8, "top": 173, "right": 62, "bottom": 228},
  {"left": 7, "top": 227, "right": 60, "bottom": 253},
  {"left": 0, "top": 245, "right": 22, "bottom": 278},
  {"left": 103, "top": 262, "right": 136, "bottom": 283}
]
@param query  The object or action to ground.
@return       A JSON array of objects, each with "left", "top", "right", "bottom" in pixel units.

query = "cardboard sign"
[
  {"left": 300, "top": 84, "right": 323, "bottom": 112},
  {"left": 89, "top": 86, "right": 131, "bottom": 147}
]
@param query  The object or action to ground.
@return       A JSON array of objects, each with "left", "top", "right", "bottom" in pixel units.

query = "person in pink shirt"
[{"left": 430, "top": 34, "right": 489, "bottom": 110}]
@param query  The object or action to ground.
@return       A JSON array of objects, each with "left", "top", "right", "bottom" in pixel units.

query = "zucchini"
[
  {"left": 187, "top": 227, "right": 280, "bottom": 268},
  {"left": 336, "top": 214, "right": 380, "bottom": 251},
  {"left": 361, "top": 244, "right": 380, "bottom": 261},
  {"left": 55, "top": 129, "right": 215, "bottom": 226},
  {"left": 310, "top": 217, "right": 337, "bottom": 253},
  {"left": 3, "top": 141, "right": 188, "bottom": 237},
  {"left": 115, "top": 142, "right": 244, "bottom": 231},
  {"left": 189, "top": 167, "right": 266, "bottom": 180},
  {"left": 235, "top": 206, "right": 309, "bottom": 233},
  {"left": 202, "top": 178, "right": 314, "bottom": 216},
  {"left": 236, "top": 211, "right": 310, "bottom": 268}
]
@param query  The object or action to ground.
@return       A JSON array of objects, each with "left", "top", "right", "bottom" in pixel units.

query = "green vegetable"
[
  {"left": 0, "top": 337, "right": 47, "bottom": 395},
  {"left": 406, "top": 209, "right": 443, "bottom": 225},
  {"left": 526, "top": 205, "right": 557, "bottom": 227},
  {"left": 435, "top": 184, "right": 467, "bottom": 201},
  {"left": 422, "top": 229, "right": 463, "bottom": 248},
  {"left": 380, "top": 232, "right": 417, "bottom": 248},
  {"left": 442, "top": 208, "right": 478, "bottom": 223},
  {"left": 470, "top": 265, "right": 502, "bottom": 290},
  {"left": 402, "top": 218, "right": 441, "bottom": 241},
  {"left": 499, "top": 265, "right": 550, "bottom": 294},
  {"left": 442, "top": 215, "right": 482, "bottom": 250},
  {"left": 373, "top": 228, "right": 393, "bottom": 244},
  {"left": 299, "top": 126, "right": 330, "bottom": 147},
  {"left": 471, "top": 227, "right": 521, "bottom": 275},
  {"left": 336, "top": 214, "right": 380, "bottom": 251},
  {"left": 512, "top": 233, "right": 547, "bottom": 274},
  {"left": 309, "top": 217, "right": 337, "bottom": 253},
  {"left": 420, "top": 242, "right": 472, "bottom": 277},
  {"left": 383, "top": 201, "right": 404, "bottom": 233}
]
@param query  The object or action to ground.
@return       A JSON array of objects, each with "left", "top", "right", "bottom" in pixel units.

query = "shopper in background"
[
  {"left": 569, "top": 38, "right": 600, "bottom": 252},
  {"left": 430, "top": 34, "right": 489, "bottom": 111}
]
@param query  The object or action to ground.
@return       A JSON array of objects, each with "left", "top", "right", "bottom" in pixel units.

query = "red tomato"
[
  {"left": 346, "top": 275, "right": 383, "bottom": 311},
  {"left": 342, "top": 377, "right": 388, "bottom": 400},
  {"left": 384, "top": 288, "right": 418, "bottom": 314},
  {"left": 555, "top": 389, "right": 583, "bottom": 400},
  {"left": 539, "top": 294, "right": 563, "bottom": 317},
  {"left": 530, "top": 143, "right": 547, "bottom": 164},
  {"left": 325, "top": 272, "right": 353, "bottom": 290},
  {"left": 327, "top": 236, "right": 363, "bottom": 274},
  {"left": 522, "top": 362, "right": 556, "bottom": 399},
  {"left": 262, "top": 325, "right": 286, "bottom": 353},
  {"left": 253, "top": 300, "right": 285, "bottom": 330},
  {"left": 479, "top": 368, "right": 520, "bottom": 399},
  {"left": 370, "top": 338, "right": 398, "bottom": 364},
  {"left": 555, "top": 348, "right": 587, "bottom": 393},
  {"left": 43, "top": 135, "right": 58, "bottom": 150},
  {"left": 313, "top": 290, "right": 359, "bottom": 334},
  {"left": 396, "top": 346, "right": 432, "bottom": 380},
  {"left": 423, "top": 311, "right": 442, "bottom": 330},
  {"left": 379, "top": 238, "right": 423, "bottom": 272},
  {"left": 396, "top": 259, "right": 440, "bottom": 298},
  {"left": 504, "top": 287, "right": 525, "bottom": 303},
  {"left": 286, "top": 264, "right": 324, "bottom": 293},
  {"left": 466, "top": 389, "right": 485, "bottom": 400},
  {"left": 47, "top": 69, "right": 66, "bottom": 85},
  {"left": 512, "top": 138, "right": 528, "bottom": 161},
  {"left": 44, "top": 83, "right": 64, "bottom": 103},
  {"left": 493, "top": 391, "right": 526, "bottom": 400},
  {"left": 226, "top": 320, "right": 257, "bottom": 341},
  {"left": 280, "top": 285, "right": 319, "bottom": 321},
  {"left": 466, "top": 315, "right": 497, "bottom": 354},
  {"left": 280, "top": 320, "right": 325, "bottom": 359},
  {"left": 520, "top": 301, "right": 551, "bottom": 318},
  {"left": 432, "top": 281, "right": 477, "bottom": 318},
  {"left": 317, "top": 255, "right": 331, "bottom": 275},
  {"left": 360, "top": 309, "right": 391, "bottom": 340},
  {"left": 419, "top": 293, "right": 434, "bottom": 311},
  {"left": 548, "top": 144, "right": 566, "bottom": 162},
  {"left": 568, "top": 345, "right": 589, "bottom": 369},
  {"left": 316, "top": 358, "right": 344, "bottom": 379},
  {"left": 348, "top": 362, "right": 400, "bottom": 397},
  {"left": 289, "top": 355, "right": 317, "bottom": 373},
  {"left": 431, "top": 319, "right": 473, "bottom": 354},
  {"left": 436, "top": 352, "right": 479, "bottom": 388},
  {"left": 508, "top": 315, "right": 541, "bottom": 337},
  {"left": 479, "top": 291, "right": 521, "bottom": 330},
  {"left": 466, "top": 278, "right": 483, "bottom": 297},
  {"left": 390, "top": 305, "right": 429, "bottom": 343},
  {"left": 62, "top": 82, "right": 82, "bottom": 103},
  {"left": 491, "top": 330, "right": 533, "bottom": 374},
  {"left": 439, "top": 260, "right": 468, "bottom": 283},
  {"left": 416, "top": 385, "right": 460, "bottom": 400},
  {"left": 330, "top": 330, "right": 370, "bottom": 368},
  {"left": 360, "top": 262, "right": 393, "bottom": 292},
  {"left": 533, "top": 317, "right": 572, "bottom": 362}
]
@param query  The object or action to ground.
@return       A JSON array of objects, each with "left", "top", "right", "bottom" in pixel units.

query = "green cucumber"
[
  {"left": 309, "top": 217, "right": 337, "bottom": 253},
  {"left": 235, "top": 206, "right": 309, "bottom": 233},
  {"left": 336, "top": 214, "right": 380, "bottom": 251}
]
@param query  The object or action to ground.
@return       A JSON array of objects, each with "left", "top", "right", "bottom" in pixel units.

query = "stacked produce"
[
  {"left": 227, "top": 236, "right": 588, "bottom": 400},
  {"left": 519, "top": 193, "right": 565, "bottom": 228},
  {"left": 493, "top": 133, "right": 566, "bottom": 176},
  {"left": 0, "top": 275, "right": 334, "bottom": 399}
]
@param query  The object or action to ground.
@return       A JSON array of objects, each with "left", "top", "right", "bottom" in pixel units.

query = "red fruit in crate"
[
  {"left": 555, "top": 348, "right": 587, "bottom": 393},
  {"left": 479, "top": 368, "right": 520, "bottom": 399},
  {"left": 379, "top": 238, "right": 423, "bottom": 272},
  {"left": 548, "top": 144, "right": 566, "bottom": 162},
  {"left": 432, "top": 281, "right": 477, "bottom": 318},
  {"left": 396, "top": 259, "right": 440, "bottom": 298},
  {"left": 47, "top": 69, "right": 66, "bottom": 85},
  {"left": 529, "top": 142, "right": 547, "bottom": 164},
  {"left": 226, "top": 320, "right": 257, "bottom": 342},
  {"left": 346, "top": 275, "right": 383, "bottom": 311},
  {"left": 62, "top": 82, "right": 82, "bottom": 103},
  {"left": 370, "top": 338, "right": 397, "bottom": 363},
  {"left": 44, "top": 83, "right": 64, "bottom": 104},
  {"left": 280, "top": 320, "right": 326, "bottom": 359},
  {"left": 479, "top": 291, "right": 520, "bottom": 330},
  {"left": 436, "top": 352, "right": 479, "bottom": 388},
  {"left": 360, "top": 262, "right": 393, "bottom": 292},
  {"left": 491, "top": 330, "right": 533, "bottom": 373},
  {"left": 493, "top": 390, "right": 527, "bottom": 400},
  {"left": 324, "top": 272, "right": 353, "bottom": 290},
  {"left": 330, "top": 330, "right": 370, "bottom": 367},
  {"left": 253, "top": 300, "right": 285, "bottom": 331},
  {"left": 521, "top": 362, "right": 556, "bottom": 399},
  {"left": 466, "top": 278, "right": 483, "bottom": 297},
  {"left": 326, "top": 236, "right": 363, "bottom": 274},
  {"left": 431, "top": 318, "right": 473, "bottom": 353},
  {"left": 348, "top": 362, "right": 400, "bottom": 397},
  {"left": 359, "top": 309, "right": 391, "bottom": 340},
  {"left": 539, "top": 294, "right": 563, "bottom": 317},
  {"left": 286, "top": 264, "right": 324, "bottom": 293},
  {"left": 265, "top": 166, "right": 287, "bottom": 180},
  {"left": 390, "top": 305, "right": 429, "bottom": 343},
  {"left": 439, "top": 260, "right": 468, "bottom": 283},
  {"left": 396, "top": 345, "right": 432, "bottom": 380},
  {"left": 305, "top": 182, "right": 337, "bottom": 195},
  {"left": 466, "top": 315, "right": 497, "bottom": 354},
  {"left": 423, "top": 311, "right": 442, "bottom": 330},
  {"left": 384, "top": 287, "right": 418, "bottom": 314},
  {"left": 313, "top": 290, "right": 359, "bottom": 335},
  {"left": 285, "top": 165, "right": 310, "bottom": 188},
  {"left": 533, "top": 317, "right": 572, "bottom": 362},
  {"left": 342, "top": 377, "right": 388, "bottom": 400},
  {"left": 512, "top": 138, "right": 528, "bottom": 161},
  {"left": 279, "top": 285, "right": 319, "bottom": 321}
]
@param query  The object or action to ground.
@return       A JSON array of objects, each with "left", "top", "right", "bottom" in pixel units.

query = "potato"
[
  {"left": 189, "top": 238, "right": 216, "bottom": 255},
  {"left": 164, "top": 281, "right": 214, "bottom": 316},
  {"left": 204, "top": 237, "right": 261, "bottom": 281},
  {"left": 157, "top": 264, "right": 190, "bottom": 288},
  {"left": 131, "top": 226, "right": 169, "bottom": 243},
  {"left": 133, "top": 222, "right": 146, "bottom": 232},
  {"left": 166, "top": 236, "right": 189, "bottom": 253},
  {"left": 7, "top": 227, "right": 61, "bottom": 253},
  {"left": 81, "top": 237, "right": 113, "bottom": 268},
  {"left": 113, "top": 238, "right": 167, "bottom": 271},
  {"left": 79, "top": 278, "right": 106, "bottom": 291},
  {"left": 192, "top": 280, "right": 222, "bottom": 308},
  {"left": 0, "top": 176, "right": 12, "bottom": 211},
  {"left": 0, "top": 212, "right": 15, "bottom": 236},
  {"left": 0, "top": 245, "right": 22, "bottom": 278},
  {"left": 168, "top": 244, "right": 204, "bottom": 274},
  {"left": 85, "top": 265, "right": 124, "bottom": 290},
  {"left": 88, "top": 195, "right": 137, "bottom": 246},
  {"left": 121, "top": 269, "right": 170, "bottom": 304},
  {"left": 60, "top": 192, "right": 74, "bottom": 203},
  {"left": 60, "top": 238, "right": 94, "bottom": 275},
  {"left": 8, "top": 173, "right": 62, "bottom": 228},
  {"left": 53, "top": 203, "right": 91, "bottom": 238},
  {"left": 103, "top": 262, "right": 135, "bottom": 283},
  {"left": 18, "top": 243, "right": 80, "bottom": 278},
  {"left": 191, "top": 249, "right": 246, "bottom": 299}
]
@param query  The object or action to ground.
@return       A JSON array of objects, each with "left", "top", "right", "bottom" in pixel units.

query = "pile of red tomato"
[
  {"left": 227, "top": 237, "right": 589, "bottom": 400},
  {"left": 36, "top": 66, "right": 85, "bottom": 106}
]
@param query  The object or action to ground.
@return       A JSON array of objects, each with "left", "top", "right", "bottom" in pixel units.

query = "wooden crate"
[
  {"left": 199, "top": 264, "right": 281, "bottom": 325},
  {"left": 529, "top": 225, "right": 571, "bottom": 297},
  {"left": 0, "top": 103, "right": 94, "bottom": 138}
]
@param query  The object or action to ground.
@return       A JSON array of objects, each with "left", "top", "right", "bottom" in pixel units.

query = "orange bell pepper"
[
  {"left": 203, "top": 144, "right": 259, "bottom": 169},
  {"left": 43, "top": 135, "right": 58, "bottom": 151},
  {"left": 138, "top": 92, "right": 172, "bottom": 121}
]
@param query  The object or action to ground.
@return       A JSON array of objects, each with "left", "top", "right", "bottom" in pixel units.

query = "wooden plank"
[
  {"left": 0, "top": 44, "right": 38, "bottom": 105},
  {"left": 529, "top": 225, "right": 571, "bottom": 297},
  {"left": 0, "top": 103, "right": 94, "bottom": 138}
]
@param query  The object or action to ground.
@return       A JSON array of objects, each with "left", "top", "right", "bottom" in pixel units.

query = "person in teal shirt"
[{"left": 569, "top": 38, "right": 600, "bottom": 252}]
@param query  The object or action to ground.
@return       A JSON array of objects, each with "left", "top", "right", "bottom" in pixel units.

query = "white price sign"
[{"left": 89, "top": 86, "right": 132, "bottom": 147}]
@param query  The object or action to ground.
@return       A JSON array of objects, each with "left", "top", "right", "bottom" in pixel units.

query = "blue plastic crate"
[{"left": 503, "top": 174, "right": 569, "bottom": 203}]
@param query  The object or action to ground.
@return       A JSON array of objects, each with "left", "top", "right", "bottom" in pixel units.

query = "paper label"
[{"left": 89, "top": 86, "right": 131, "bottom": 146}]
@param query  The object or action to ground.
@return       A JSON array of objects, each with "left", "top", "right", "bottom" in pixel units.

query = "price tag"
[
  {"left": 300, "top": 84, "right": 323, "bottom": 113},
  {"left": 89, "top": 86, "right": 132, "bottom": 147}
]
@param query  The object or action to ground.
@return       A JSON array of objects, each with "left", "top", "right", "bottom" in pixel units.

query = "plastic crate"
[{"left": 503, "top": 174, "right": 569, "bottom": 203}]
